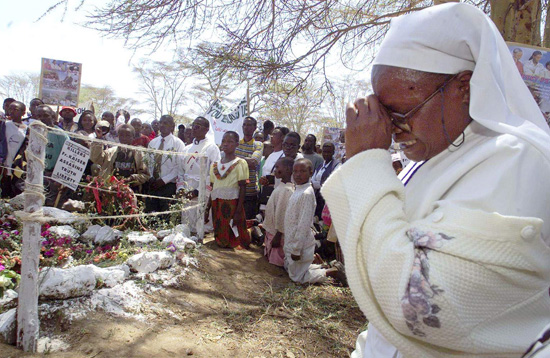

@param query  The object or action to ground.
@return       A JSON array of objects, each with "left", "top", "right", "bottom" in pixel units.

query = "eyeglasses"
[{"left": 386, "top": 73, "right": 459, "bottom": 132}]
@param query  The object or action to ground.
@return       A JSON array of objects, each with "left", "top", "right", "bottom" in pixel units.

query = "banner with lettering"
[
  {"left": 507, "top": 42, "right": 550, "bottom": 127},
  {"left": 204, "top": 97, "right": 247, "bottom": 145}
]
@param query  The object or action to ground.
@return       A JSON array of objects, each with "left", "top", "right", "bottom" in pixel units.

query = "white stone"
[
  {"left": 48, "top": 225, "right": 80, "bottom": 240},
  {"left": 61, "top": 199, "right": 86, "bottom": 212},
  {"left": 126, "top": 251, "right": 174, "bottom": 273},
  {"left": 39, "top": 265, "right": 96, "bottom": 299},
  {"left": 162, "top": 233, "right": 196, "bottom": 250},
  {"left": 36, "top": 337, "right": 69, "bottom": 353},
  {"left": 157, "top": 229, "right": 172, "bottom": 239},
  {"left": 0, "top": 308, "right": 16, "bottom": 345},
  {"left": 113, "top": 229, "right": 123, "bottom": 238},
  {"left": 174, "top": 224, "right": 191, "bottom": 238},
  {"left": 42, "top": 207, "right": 86, "bottom": 224},
  {"left": 94, "top": 226, "right": 117, "bottom": 245},
  {"left": 0, "top": 289, "right": 18, "bottom": 307},
  {"left": 9, "top": 194, "right": 25, "bottom": 210},
  {"left": 81, "top": 225, "right": 102, "bottom": 241},
  {"left": 127, "top": 232, "right": 157, "bottom": 246},
  {"left": 91, "top": 265, "right": 127, "bottom": 288}
]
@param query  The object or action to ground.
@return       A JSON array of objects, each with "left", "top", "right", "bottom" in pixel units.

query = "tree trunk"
[
  {"left": 490, "top": 0, "right": 541, "bottom": 46},
  {"left": 543, "top": 4, "right": 550, "bottom": 47}
]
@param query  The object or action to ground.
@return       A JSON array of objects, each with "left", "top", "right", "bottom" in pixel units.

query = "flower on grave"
[
  {"left": 0, "top": 264, "right": 5, "bottom": 272},
  {"left": 167, "top": 243, "right": 177, "bottom": 253}
]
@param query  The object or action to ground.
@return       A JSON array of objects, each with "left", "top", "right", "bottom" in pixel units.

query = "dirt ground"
[{"left": 0, "top": 236, "right": 366, "bottom": 358}]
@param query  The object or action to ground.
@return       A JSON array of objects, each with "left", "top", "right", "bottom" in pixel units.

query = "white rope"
[
  {"left": 1, "top": 163, "right": 186, "bottom": 202},
  {"left": 14, "top": 209, "right": 48, "bottom": 223},
  {"left": 3, "top": 120, "right": 207, "bottom": 222},
  {"left": 34, "top": 124, "right": 205, "bottom": 157},
  {"left": 15, "top": 204, "right": 201, "bottom": 223}
]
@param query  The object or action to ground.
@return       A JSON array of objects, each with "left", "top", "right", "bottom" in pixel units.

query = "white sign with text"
[
  {"left": 51, "top": 140, "right": 90, "bottom": 191},
  {"left": 204, "top": 97, "right": 247, "bottom": 145}
]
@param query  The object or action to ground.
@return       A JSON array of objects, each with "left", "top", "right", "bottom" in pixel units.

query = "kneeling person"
[
  {"left": 284, "top": 159, "right": 338, "bottom": 283},
  {"left": 92, "top": 124, "right": 149, "bottom": 188}
]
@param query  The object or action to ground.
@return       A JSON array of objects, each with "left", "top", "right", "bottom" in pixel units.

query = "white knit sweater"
[
  {"left": 322, "top": 123, "right": 550, "bottom": 357},
  {"left": 284, "top": 183, "right": 316, "bottom": 256},
  {"left": 263, "top": 182, "right": 294, "bottom": 235}
]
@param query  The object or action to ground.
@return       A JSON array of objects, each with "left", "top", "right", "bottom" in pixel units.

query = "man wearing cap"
[{"left": 59, "top": 106, "right": 78, "bottom": 132}]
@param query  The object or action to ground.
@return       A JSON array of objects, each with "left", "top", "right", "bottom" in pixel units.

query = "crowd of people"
[
  {"left": 0, "top": 99, "right": 355, "bottom": 286},
  {"left": 4, "top": 3, "right": 550, "bottom": 356}
]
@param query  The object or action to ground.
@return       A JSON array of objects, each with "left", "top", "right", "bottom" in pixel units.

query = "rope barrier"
[
  {"left": 0, "top": 163, "right": 187, "bottom": 203},
  {"left": 13, "top": 204, "right": 201, "bottom": 223},
  {"left": 1, "top": 120, "right": 208, "bottom": 222},
  {"left": 29, "top": 120, "right": 205, "bottom": 157}
]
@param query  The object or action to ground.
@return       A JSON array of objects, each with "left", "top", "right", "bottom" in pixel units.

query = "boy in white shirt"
[{"left": 284, "top": 158, "right": 338, "bottom": 283}]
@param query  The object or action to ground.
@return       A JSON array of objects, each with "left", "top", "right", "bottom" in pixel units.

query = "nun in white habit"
[{"left": 322, "top": 3, "right": 550, "bottom": 358}]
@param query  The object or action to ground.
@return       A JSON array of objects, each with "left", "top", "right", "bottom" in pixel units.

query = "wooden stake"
[
  {"left": 17, "top": 122, "right": 47, "bottom": 352},
  {"left": 53, "top": 186, "right": 65, "bottom": 208}
]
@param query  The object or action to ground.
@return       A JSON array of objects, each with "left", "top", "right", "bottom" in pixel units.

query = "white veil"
[{"left": 373, "top": 3, "right": 550, "bottom": 161}]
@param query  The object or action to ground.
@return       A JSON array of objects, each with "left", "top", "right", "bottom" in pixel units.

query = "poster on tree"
[
  {"left": 322, "top": 127, "right": 345, "bottom": 162},
  {"left": 507, "top": 42, "right": 550, "bottom": 126},
  {"left": 39, "top": 58, "right": 82, "bottom": 107}
]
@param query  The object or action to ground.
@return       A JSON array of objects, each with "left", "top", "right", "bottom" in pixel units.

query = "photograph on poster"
[
  {"left": 39, "top": 58, "right": 82, "bottom": 107},
  {"left": 507, "top": 42, "right": 550, "bottom": 126},
  {"left": 322, "top": 127, "right": 345, "bottom": 161}
]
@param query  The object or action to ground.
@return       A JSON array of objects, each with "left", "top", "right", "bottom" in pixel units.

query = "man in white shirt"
[
  {"left": 145, "top": 114, "right": 186, "bottom": 213},
  {"left": 178, "top": 116, "right": 221, "bottom": 232}
]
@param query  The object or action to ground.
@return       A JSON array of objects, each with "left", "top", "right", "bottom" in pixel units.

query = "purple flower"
[
  {"left": 44, "top": 249, "right": 55, "bottom": 257},
  {"left": 41, "top": 231, "right": 50, "bottom": 237},
  {"left": 86, "top": 250, "right": 93, "bottom": 254},
  {"left": 11, "top": 230, "right": 19, "bottom": 235},
  {"left": 0, "top": 264, "right": 5, "bottom": 272},
  {"left": 167, "top": 243, "right": 177, "bottom": 253}
]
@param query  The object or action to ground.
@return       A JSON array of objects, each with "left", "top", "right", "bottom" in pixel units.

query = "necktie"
[{"left": 153, "top": 138, "right": 165, "bottom": 179}]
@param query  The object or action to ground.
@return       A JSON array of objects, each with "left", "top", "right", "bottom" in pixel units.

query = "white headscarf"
[{"left": 373, "top": 3, "right": 550, "bottom": 161}]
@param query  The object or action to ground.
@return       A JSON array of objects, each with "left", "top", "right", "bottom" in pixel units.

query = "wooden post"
[
  {"left": 17, "top": 122, "right": 48, "bottom": 352},
  {"left": 196, "top": 156, "right": 208, "bottom": 240}
]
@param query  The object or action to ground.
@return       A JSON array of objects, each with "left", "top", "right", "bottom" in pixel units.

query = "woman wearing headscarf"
[{"left": 322, "top": 3, "right": 550, "bottom": 358}]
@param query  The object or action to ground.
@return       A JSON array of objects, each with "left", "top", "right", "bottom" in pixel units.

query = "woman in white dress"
[{"left": 322, "top": 3, "right": 550, "bottom": 358}]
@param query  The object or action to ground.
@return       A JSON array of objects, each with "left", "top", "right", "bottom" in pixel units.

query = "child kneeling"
[
  {"left": 263, "top": 157, "right": 295, "bottom": 266},
  {"left": 206, "top": 131, "right": 250, "bottom": 249},
  {"left": 284, "top": 159, "right": 338, "bottom": 283}
]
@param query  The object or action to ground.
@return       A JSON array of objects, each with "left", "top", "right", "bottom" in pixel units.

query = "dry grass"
[{"left": 221, "top": 281, "right": 366, "bottom": 357}]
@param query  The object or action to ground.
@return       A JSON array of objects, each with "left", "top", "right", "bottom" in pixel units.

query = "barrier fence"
[{"left": 12, "top": 120, "right": 210, "bottom": 352}]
